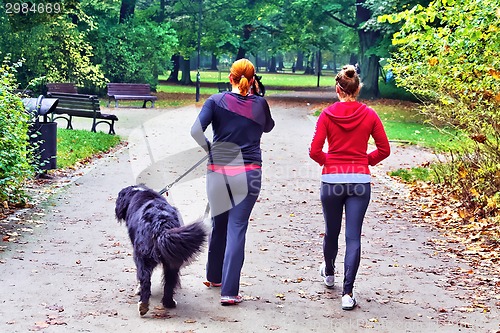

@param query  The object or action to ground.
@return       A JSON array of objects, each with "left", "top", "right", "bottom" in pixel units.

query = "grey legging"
[
  {"left": 320, "top": 182, "right": 371, "bottom": 295},
  {"left": 206, "top": 168, "right": 262, "bottom": 297}
]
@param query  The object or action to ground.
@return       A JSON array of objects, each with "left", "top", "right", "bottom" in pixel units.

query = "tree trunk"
[
  {"left": 268, "top": 56, "right": 277, "bottom": 73},
  {"left": 180, "top": 56, "right": 193, "bottom": 85},
  {"left": 167, "top": 54, "right": 180, "bottom": 83},
  {"left": 304, "top": 52, "right": 314, "bottom": 74},
  {"left": 119, "top": 0, "right": 136, "bottom": 23},
  {"left": 349, "top": 53, "right": 358, "bottom": 66},
  {"left": 277, "top": 54, "right": 284, "bottom": 71},
  {"left": 359, "top": 55, "right": 379, "bottom": 99},
  {"left": 158, "top": 0, "right": 166, "bottom": 22},
  {"left": 296, "top": 51, "right": 304, "bottom": 71},
  {"left": 210, "top": 54, "right": 218, "bottom": 70},
  {"left": 356, "top": 0, "right": 380, "bottom": 99},
  {"left": 236, "top": 25, "right": 252, "bottom": 60}
]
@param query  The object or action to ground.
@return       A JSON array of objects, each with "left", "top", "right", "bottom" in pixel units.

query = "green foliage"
[
  {"left": 378, "top": 78, "right": 420, "bottom": 102},
  {"left": 389, "top": 166, "right": 432, "bottom": 182},
  {"left": 56, "top": 129, "right": 121, "bottom": 169},
  {"left": 0, "top": 55, "right": 35, "bottom": 204},
  {"left": 94, "top": 18, "right": 177, "bottom": 89},
  {"left": 381, "top": 0, "right": 500, "bottom": 217},
  {"left": 0, "top": 1, "right": 106, "bottom": 92}
]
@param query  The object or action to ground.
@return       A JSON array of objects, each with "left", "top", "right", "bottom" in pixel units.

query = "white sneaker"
[
  {"left": 319, "top": 263, "right": 334, "bottom": 288},
  {"left": 341, "top": 293, "right": 357, "bottom": 310}
]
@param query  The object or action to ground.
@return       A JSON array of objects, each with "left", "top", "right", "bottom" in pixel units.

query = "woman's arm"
[
  {"left": 263, "top": 100, "right": 275, "bottom": 133},
  {"left": 309, "top": 112, "right": 327, "bottom": 166},
  {"left": 368, "top": 114, "right": 390, "bottom": 166},
  {"left": 191, "top": 98, "right": 215, "bottom": 152}
]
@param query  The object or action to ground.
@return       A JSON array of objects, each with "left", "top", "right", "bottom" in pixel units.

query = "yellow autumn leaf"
[
  {"left": 428, "top": 57, "right": 439, "bottom": 66},
  {"left": 458, "top": 168, "right": 468, "bottom": 178},
  {"left": 489, "top": 68, "right": 500, "bottom": 79}
]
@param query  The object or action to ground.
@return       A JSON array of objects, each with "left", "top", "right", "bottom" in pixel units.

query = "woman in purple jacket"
[{"left": 191, "top": 58, "right": 274, "bottom": 305}]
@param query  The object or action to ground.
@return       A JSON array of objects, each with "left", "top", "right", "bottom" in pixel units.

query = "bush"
[
  {"left": 0, "top": 56, "right": 35, "bottom": 205},
  {"left": 381, "top": 0, "right": 500, "bottom": 218},
  {"left": 0, "top": 5, "right": 107, "bottom": 95}
]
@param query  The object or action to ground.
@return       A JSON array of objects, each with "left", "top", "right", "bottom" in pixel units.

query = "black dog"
[{"left": 115, "top": 184, "right": 207, "bottom": 316}]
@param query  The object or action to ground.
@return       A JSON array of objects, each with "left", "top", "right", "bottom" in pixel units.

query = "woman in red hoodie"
[{"left": 309, "top": 65, "right": 390, "bottom": 310}]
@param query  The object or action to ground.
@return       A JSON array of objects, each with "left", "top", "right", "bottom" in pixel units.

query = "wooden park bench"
[
  {"left": 106, "top": 83, "right": 157, "bottom": 108},
  {"left": 47, "top": 92, "right": 118, "bottom": 135},
  {"left": 217, "top": 82, "right": 231, "bottom": 92},
  {"left": 46, "top": 83, "right": 78, "bottom": 93}
]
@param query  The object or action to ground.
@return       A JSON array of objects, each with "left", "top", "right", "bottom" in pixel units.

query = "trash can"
[{"left": 23, "top": 95, "right": 59, "bottom": 170}]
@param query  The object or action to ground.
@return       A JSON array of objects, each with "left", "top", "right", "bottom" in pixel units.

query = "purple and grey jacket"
[{"left": 191, "top": 91, "right": 275, "bottom": 167}]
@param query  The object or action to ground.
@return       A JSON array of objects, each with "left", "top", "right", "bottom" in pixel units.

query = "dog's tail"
[{"left": 156, "top": 219, "right": 207, "bottom": 268}]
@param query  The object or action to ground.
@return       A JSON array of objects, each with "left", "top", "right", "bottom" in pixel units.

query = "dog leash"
[{"left": 158, "top": 154, "right": 209, "bottom": 196}]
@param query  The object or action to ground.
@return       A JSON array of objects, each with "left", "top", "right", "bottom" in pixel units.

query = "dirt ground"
[{"left": 1, "top": 93, "right": 499, "bottom": 333}]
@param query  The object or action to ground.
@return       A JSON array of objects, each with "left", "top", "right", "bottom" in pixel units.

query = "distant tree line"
[{"left": 0, "top": 0, "right": 431, "bottom": 98}]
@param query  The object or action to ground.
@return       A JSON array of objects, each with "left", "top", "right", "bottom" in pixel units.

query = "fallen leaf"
[{"left": 275, "top": 293, "right": 286, "bottom": 300}]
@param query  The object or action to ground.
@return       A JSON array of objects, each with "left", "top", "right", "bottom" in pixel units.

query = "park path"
[{"left": 0, "top": 96, "right": 498, "bottom": 333}]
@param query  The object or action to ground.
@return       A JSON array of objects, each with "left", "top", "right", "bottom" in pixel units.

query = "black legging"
[{"left": 320, "top": 182, "right": 371, "bottom": 295}]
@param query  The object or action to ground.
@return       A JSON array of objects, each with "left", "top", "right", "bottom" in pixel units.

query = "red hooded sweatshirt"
[{"left": 309, "top": 101, "right": 390, "bottom": 179}]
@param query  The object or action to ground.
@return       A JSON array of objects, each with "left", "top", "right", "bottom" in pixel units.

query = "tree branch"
[{"left": 324, "top": 11, "right": 357, "bottom": 29}]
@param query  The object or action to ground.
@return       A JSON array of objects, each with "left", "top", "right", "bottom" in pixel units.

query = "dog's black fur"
[{"left": 115, "top": 184, "right": 206, "bottom": 316}]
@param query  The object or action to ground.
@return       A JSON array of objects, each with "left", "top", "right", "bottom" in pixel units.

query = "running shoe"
[
  {"left": 319, "top": 262, "right": 335, "bottom": 288},
  {"left": 220, "top": 295, "right": 243, "bottom": 305},
  {"left": 341, "top": 293, "right": 357, "bottom": 310}
]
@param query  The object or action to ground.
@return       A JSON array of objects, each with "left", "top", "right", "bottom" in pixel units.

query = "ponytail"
[{"left": 230, "top": 59, "right": 256, "bottom": 96}]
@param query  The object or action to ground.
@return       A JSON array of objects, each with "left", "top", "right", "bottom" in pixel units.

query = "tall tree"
[
  {"left": 120, "top": 0, "right": 137, "bottom": 23},
  {"left": 286, "top": 0, "right": 431, "bottom": 98},
  {"left": 355, "top": 0, "right": 381, "bottom": 98}
]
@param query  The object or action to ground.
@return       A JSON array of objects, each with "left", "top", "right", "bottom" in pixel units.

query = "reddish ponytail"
[{"left": 230, "top": 59, "right": 256, "bottom": 96}]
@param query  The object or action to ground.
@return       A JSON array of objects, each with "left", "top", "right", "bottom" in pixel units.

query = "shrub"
[
  {"left": 381, "top": 0, "right": 500, "bottom": 218},
  {"left": 0, "top": 55, "right": 35, "bottom": 205}
]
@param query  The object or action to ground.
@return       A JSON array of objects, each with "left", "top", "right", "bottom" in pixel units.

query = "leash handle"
[{"left": 158, "top": 184, "right": 171, "bottom": 196}]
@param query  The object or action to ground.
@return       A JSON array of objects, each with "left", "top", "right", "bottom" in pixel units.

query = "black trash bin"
[{"left": 23, "top": 95, "right": 59, "bottom": 170}]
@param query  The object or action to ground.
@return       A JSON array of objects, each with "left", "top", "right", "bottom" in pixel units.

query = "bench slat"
[
  {"left": 106, "top": 83, "right": 156, "bottom": 108},
  {"left": 46, "top": 83, "right": 78, "bottom": 93},
  {"left": 47, "top": 92, "right": 118, "bottom": 134}
]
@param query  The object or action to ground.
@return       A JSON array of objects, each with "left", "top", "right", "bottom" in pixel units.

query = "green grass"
[
  {"left": 156, "top": 84, "right": 214, "bottom": 95},
  {"left": 56, "top": 129, "right": 121, "bottom": 169},
  {"left": 389, "top": 167, "right": 433, "bottom": 182},
  {"left": 159, "top": 70, "right": 333, "bottom": 88}
]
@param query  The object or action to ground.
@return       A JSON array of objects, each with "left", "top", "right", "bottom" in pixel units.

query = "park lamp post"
[{"left": 196, "top": 0, "right": 202, "bottom": 102}]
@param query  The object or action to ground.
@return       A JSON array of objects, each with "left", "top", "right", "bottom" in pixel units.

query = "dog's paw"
[
  {"left": 135, "top": 283, "right": 141, "bottom": 295},
  {"left": 138, "top": 301, "right": 149, "bottom": 316},
  {"left": 162, "top": 298, "right": 177, "bottom": 309}
]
